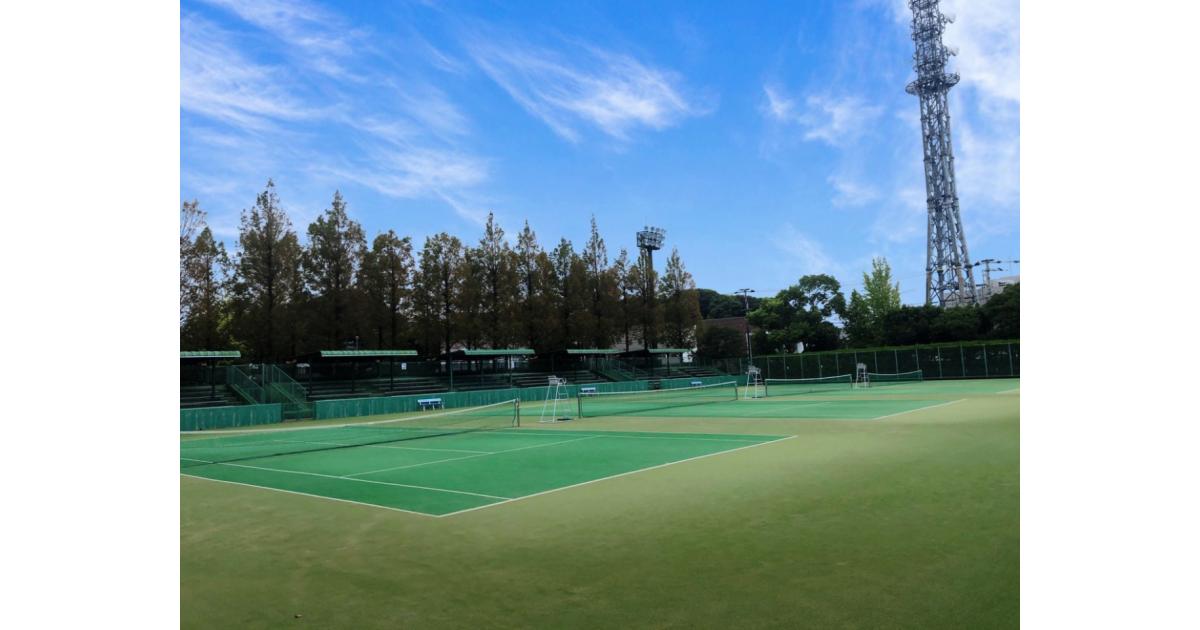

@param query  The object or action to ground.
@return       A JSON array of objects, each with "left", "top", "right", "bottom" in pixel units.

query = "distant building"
[{"left": 978, "top": 275, "right": 1020, "bottom": 304}]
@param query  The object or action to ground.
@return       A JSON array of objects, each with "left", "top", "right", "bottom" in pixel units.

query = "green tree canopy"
[
  {"left": 746, "top": 274, "right": 846, "bottom": 353},
  {"left": 303, "top": 190, "right": 366, "bottom": 349},
  {"left": 228, "top": 180, "right": 304, "bottom": 360}
]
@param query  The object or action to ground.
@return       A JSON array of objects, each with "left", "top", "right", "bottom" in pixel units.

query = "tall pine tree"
[
  {"left": 303, "top": 191, "right": 366, "bottom": 349},
  {"left": 360, "top": 230, "right": 413, "bottom": 348},
  {"left": 229, "top": 180, "right": 303, "bottom": 360},
  {"left": 659, "top": 248, "right": 702, "bottom": 348}
]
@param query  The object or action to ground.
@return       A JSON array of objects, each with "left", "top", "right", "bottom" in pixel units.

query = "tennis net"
[
  {"left": 180, "top": 399, "right": 519, "bottom": 468},
  {"left": 866, "top": 370, "right": 924, "bottom": 386},
  {"left": 577, "top": 381, "right": 738, "bottom": 418},
  {"left": 764, "top": 374, "right": 852, "bottom": 397}
]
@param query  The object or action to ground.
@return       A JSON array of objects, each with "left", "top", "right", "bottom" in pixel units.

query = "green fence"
[
  {"left": 263, "top": 365, "right": 313, "bottom": 420},
  {"left": 226, "top": 366, "right": 266, "bottom": 404},
  {"left": 700, "top": 341, "right": 1019, "bottom": 380},
  {"left": 313, "top": 374, "right": 740, "bottom": 421},
  {"left": 180, "top": 403, "right": 282, "bottom": 431}
]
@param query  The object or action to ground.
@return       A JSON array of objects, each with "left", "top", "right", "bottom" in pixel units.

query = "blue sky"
[{"left": 181, "top": 0, "right": 1019, "bottom": 303}]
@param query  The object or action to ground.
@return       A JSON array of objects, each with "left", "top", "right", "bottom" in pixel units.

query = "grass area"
[{"left": 181, "top": 378, "right": 1019, "bottom": 629}]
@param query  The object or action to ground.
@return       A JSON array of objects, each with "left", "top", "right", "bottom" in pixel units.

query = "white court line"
[
  {"left": 363, "top": 444, "right": 492, "bottom": 454},
  {"left": 437, "top": 435, "right": 798, "bottom": 518},
  {"left": 469, "top": 430, "right": 774, "bottom": 444},
  {"left": 209, "top": 461, "right": 511, "bottom": 500},
  {"left": 872, "top": 399, "right": 966, "bottom": 420},
  {"left": 997, "top": 388, "right": 1020, "bottom": 394},
  {"left": 345, "top": 435, "right": 598, "bottom": 478},
  {"left": 181, "top": 474, "right": 443, "bottom": 518}
]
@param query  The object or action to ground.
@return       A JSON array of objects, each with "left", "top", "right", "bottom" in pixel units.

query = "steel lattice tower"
[{"left": 905, "top": 0, "right": 977, "bottom": 306}]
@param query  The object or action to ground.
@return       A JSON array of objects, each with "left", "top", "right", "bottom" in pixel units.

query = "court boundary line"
[
  {"left": 436, "top": 435, "right": 798, "bottom": 518},
  {"left": 181, "top": 433, "right": 794, "bottom": 518},
  {"left": 872, "top": 398, "right": 965, "bottom": 420},
  {"left": 345, "top": 435, "right": 598, "bottom": 478},
  {"left": 180, "top": 474, "right": 450, "bottom": 518},
  {"left": 206, "top": 461, "right": 512, "bottom": 500},
  {"left": 997, "top": 388, "right": 1020, "bottom": 394}
]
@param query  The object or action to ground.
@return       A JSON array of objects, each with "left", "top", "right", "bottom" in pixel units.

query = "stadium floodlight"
[{"left": 636, "top": 226, "right": 666, "bottom": 251}]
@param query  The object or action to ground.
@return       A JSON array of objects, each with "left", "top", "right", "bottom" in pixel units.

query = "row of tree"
[
  {"left": 694, "top": 259, "right": 1020, "bottom": 359},
  {"left": 180, "top": 181, "right": 703, "bottom": 361}
]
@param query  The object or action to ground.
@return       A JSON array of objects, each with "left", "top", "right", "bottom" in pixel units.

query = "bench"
[
  {"left": 691, "top": 380, "right": 703, "bottom": 386},
  {"left": 579, "top": 386, "right": 598, "bottom": 397},
  {"left": 418, "top": 397, "right": 443, "bottom": 410}
]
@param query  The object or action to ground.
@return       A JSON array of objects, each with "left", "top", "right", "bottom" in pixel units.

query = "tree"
[
  {"left": 613, "top": 248, "right": 641, "bottom": 351},
  {"left": 695, "top": 324, "right": 744, "bottom": 359},
  {"left": 360, "top": 230, "right": 413, "bottom": 348},
  {"left": 548, "top": 238, "right": 591, "bottom": 347},
  {"left": 456, "top": 245, "right": 485, "bottom": 349},
  {"left": 180, "top": 225, "right": 232, "bottom": 349},
  {"left": 412, "top": 233, "right": 464, "bottom": 356},
  {"left": 931, "top": 306, "right": 982, "bottom": 342},
  {"left": 513, "top": 222, "right": 561, "bottom": 353},
  {"left": 180, "top": 199, "right": 206, "bottom": 326},
  {"left": 582, "top": 216, "right": 619, "bottom": 349},
  {"left": 843, "top": 257, "right": 902, "bottom": 347},
  {"left": 746, "top": 274, "right": 846, "bottom": 353},
  {"left": 659, "top": 248, "right": 702, "bottom": 348},
  {"left": 303, "top": 191, "right": 366, "bottom": 349},
  {"left": 700, "top": 290, "right": 759, "bottom": 319},
  {"left": 475, "top": 213, "right": 519, "bottom": 348},
  {"left": 880, "top": 305, "right": 940, "bottom": 346},
  {"left": 982, "top": 283, "right": 1019, "bottom": 339},
  {"left": 228, "top": 180, "right": 304, "bottom": 360}
]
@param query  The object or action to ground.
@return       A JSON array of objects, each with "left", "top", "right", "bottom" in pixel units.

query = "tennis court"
[
  {"left": 182, "top": 403, "right": 788, "bottom": 516},
  {"left": 182, "top": 376, "right": 1004, "bottom": 516}
]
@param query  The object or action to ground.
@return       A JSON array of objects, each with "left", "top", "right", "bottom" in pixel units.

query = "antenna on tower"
[
  {"left": 972, "top": 259, "right": 1020, "bottom": 302},
  {"left": 905, "top": 0, "right": 977, "bottom": 307}
]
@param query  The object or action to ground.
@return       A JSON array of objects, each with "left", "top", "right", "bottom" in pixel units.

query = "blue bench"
[
  {"left": 691, "top": 380, "right": 703, "bottom": 386},
  {"left": 418, "top": 397, "right": 443, "bottom": 410},
  {"left": 579, "top": 386, "right": 598, "bottom": 396}
]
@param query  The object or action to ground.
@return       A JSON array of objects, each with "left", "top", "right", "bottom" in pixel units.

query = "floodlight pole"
[{"left": 737, "top": 288, "right": 755, "bottom": 371}]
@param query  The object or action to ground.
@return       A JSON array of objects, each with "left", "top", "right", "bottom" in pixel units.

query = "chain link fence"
[{"left": 699, "top": 340, "right": 1019, "bottom": 380}]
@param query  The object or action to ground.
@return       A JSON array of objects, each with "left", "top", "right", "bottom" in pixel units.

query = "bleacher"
[{"left": 179, "top": 384, "right": 244, "bottom": 409}]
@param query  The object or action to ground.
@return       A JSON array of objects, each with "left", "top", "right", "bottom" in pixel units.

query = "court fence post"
[
  {"left": 959, "top": 344, "right": 966, "bottom": 377},
  {"left": 1008, "top": 343, "right": 1014, "bottom": 376},
  {"left": 981, "top": 344, "right": 989, "bottom": 377},
  {"left": 937, "top": 346, "right": 943, "bottom": 379}
]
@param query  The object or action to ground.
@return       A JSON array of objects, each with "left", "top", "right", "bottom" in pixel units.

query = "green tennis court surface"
[{"left": 183, "top": 428, "right": 788, "bottom": 516}]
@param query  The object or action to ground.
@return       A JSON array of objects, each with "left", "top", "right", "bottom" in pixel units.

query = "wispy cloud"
[
  {"left": 197, "top": 0, "right": 359, "bottom": 78},
  {"left": 763, "top": 86, "right": 884, "bottom": 147},
  {"left": 467, "top": 35, "right": 707, "bottom": 142},
  {"left": 182, "top": 3, "right": 493, "bottom": 227},
  {"left": 771, "top": 224, "right": 843, "bottom": 276},
  {"left": 181, "top": 14, "right": 318, "bottom": 129},
  {"left": 829, "top": 174, "right": 881, "bottom": 208}
]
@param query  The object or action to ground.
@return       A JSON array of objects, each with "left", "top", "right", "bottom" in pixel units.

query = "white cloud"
[
  {"left": 870, "top": 185, "right": 927, "bottom": 244},
  {"left": 762, "top": 86, "right": 883, "bottom": 147},
  {"left": 467, "top": 36, "right": 706, "bottom": 142},
  {"left": 955, "top": 117, "right": 1019, "bottom": 208},
  {"left": 181, "top": 15, "right": 318, "bottom": 129},
  {"left": 197, "top": 0, "right": 358, "bottom": 78},
  {"left": 829, "top": 174, "right": 881, "bottom": 208},
  {"left": 771, "top": 224, "right": 842, "bottom": 276}
]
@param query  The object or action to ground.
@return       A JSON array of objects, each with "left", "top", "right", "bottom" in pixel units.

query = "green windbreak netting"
[
  {"left": 867, "top": 370, "right": 924, "bottom": 387},
  {"left": 312, "top": 379, "right": 668, "bottom": 421},
  {"left": 764, "top": 374, "right": 852, "bottom": 397},
  {"left": 577, "top": 381, "right": 738, "bottom": 418},
  {"left": 180, "top": 404, "right": 282, "bottom": 431},
  {"left": 181, "top": 399, "right": 519, "bottom": 468}
]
